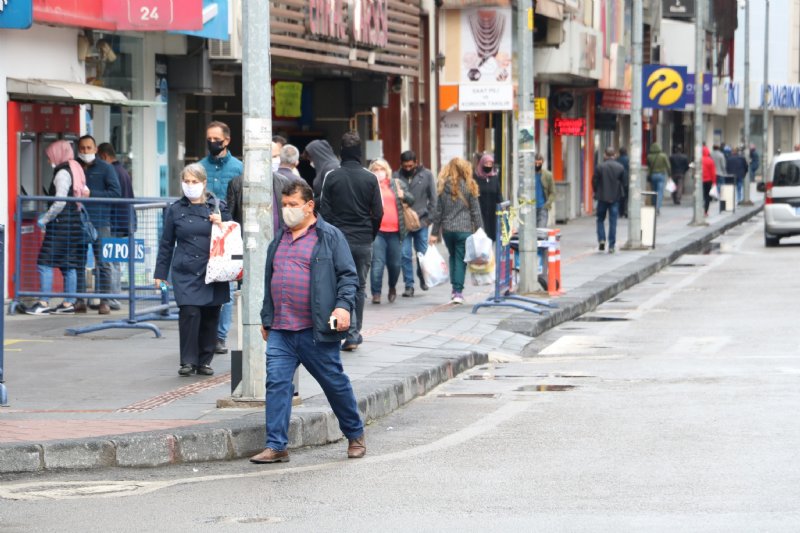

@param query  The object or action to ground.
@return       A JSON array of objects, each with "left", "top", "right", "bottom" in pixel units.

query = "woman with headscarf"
[
  {"left": 155, "top": 163, "right": 231, "bottom": 377},
  {"left": 430, "top": 157, "right": 483, "bottom": 305},
  {"left": 368, "top": 159, "right": 414, "bottom": 304},
  {"left": 27, "top": 140, "right": 90, "bottom": 315},
  {"left": 474, "top": 154, "right": 503, "bottom": 240}
]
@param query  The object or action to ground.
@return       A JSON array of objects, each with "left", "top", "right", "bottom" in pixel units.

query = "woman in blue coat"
[{"left": 155, "top": 163, "right": 231, "bottom": 376}]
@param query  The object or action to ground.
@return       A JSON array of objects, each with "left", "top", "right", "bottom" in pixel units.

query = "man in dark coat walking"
[
  {"left": 669, "top": 144, "right": 690, "bottom": 205},
  {"left": 592, "top": 147, "right": 626, "bottom": 253}
]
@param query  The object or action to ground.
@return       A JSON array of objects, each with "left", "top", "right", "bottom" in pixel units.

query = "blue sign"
[
  {"left": 101, "top": 239, "right": 145, "bottom": 263},
  {"left": 172, "top": 0, "right": 229, "bottom": 41},
  {"left": 643, "top": 65, "right": 688, "bottom": 109},
  {"left": 685, "top": 73, "right": 712, "bottom": 106},
  {"left": 0, "top": 0, "right": 33, "bottom": 29}
]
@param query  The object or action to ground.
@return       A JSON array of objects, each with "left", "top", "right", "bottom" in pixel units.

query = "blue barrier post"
[
  {"left": 472, "top": 202, "right": 558, "bottom": 315},
  {"left": 1, "top": 223, "right": 8, "bottom": 405}
]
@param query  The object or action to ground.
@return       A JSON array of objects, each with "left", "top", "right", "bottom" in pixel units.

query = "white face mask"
[
  {"left": 182, "top": 182, "right": 205, "bottom": 200},
  {"left": 282, "top": 205, "right": 307, "bottom": 228},
  {"left": 78, "top": 153, "right": 95, "bottom": 164},
  {"left": 374, "top": 170, "right": 387, "bottom": 181}
]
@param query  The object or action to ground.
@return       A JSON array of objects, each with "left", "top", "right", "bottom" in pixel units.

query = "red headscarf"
[{"left": 46, "top": 140, "right": 87, "bottom": 199}]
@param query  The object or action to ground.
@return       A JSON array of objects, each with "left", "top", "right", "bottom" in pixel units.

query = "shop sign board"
[
  {"left": 0, "top": 0, "right": 33, "bottom": 29},
  {"left": 553, "top": 117, "right": 585, "bottom": 136},
  {"left": 534, "top": 98, "right": 548, "bottom": 119},
  {"left": 662, "top": 0, "right": 694, "bottom": 19},
  {"left": 174, "top": 0, "right": 228, "bottom": 40},
  {"left": 642, "top": 64, "right": 688, "bottom": 109},
  {"left": 440, "top": 112, "right": 468, "bottom": 164},
  {"left": 104, "top": 0, "right": 203, "bottom": 31},
  {"left": 684, "top": 73, "right": 712, "bottom": 105},
  {"left": 458, "top": 84, "right": 514, "bottom": 111},
  {"left": 597, "top": 89, "right": 631, "bottom": 112},
  {"left": 307, "top": 0, "right": 389, "bottom": 48}
]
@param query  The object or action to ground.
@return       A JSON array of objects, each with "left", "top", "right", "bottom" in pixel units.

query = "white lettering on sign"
[
  {"left": 140, "top": 6, "right": 160, "bottom": 21},
  {"left": 101, "top": 239, "right": 146, "bottom": 263},
  {"left": 0, "top": 0, "right": 8, "bottom": 14},
  {"left": 307, "top": 0, "right": 389, "bottom": 48}
]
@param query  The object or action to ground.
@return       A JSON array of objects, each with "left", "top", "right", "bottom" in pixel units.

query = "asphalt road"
[{"left": 1, "top": 215, "right": 799, "bottom": 532}]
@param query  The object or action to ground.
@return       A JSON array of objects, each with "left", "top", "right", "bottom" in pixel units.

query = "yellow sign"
[
  {"left": 646, "top": 67, "right": 684, "bottom": 107},
  {"left": 527, "top": 7, "right": 533, "bottom": 30},
  {"left": 274, "top": 82, "right": 303, "bottom": 118},
  {"left": 534, "top": 97, "right": 548, "bottom": 119}
]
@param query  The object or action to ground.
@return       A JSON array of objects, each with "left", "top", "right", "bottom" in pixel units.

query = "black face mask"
[
  {"left": 535, "top": 164, "right": 543, "bottom": 171},
  {"left": 482, "top": 166, "right": 493, "bottom": 175},
  {"left": 207, "top": 139, "right": 226, "bottom": 156},
  {"left": 401, "top": 167, "right": 415, "bottom": 177}
]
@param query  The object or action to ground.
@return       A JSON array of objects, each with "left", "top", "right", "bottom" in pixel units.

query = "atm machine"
[{"left": 7, "top": 101, "right": 80, "bottom": 297}]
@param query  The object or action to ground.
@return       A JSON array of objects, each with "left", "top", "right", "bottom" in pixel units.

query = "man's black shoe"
[
  {"left": 402, "top": 287, "right": 414, "bottom": 297},
  {"left": 598, "top": 241, "right": 606, "bottom": 251}
]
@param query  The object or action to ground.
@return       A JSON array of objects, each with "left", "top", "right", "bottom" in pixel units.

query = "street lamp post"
[
  {"left": 742, "top": 0, "right": 753, "bottom": 205},
  {"left": 691, "top": 0, "right": 706, "bottom": 225},
  {"left": 762, "top": 0, "right": 770, "bottom": 178},
  {"left": 624, "top": 0, "right": 644, "bottom": 248}
]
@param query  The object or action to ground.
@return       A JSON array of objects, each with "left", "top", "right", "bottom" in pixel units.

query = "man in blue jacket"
[
  {"left": 76, "top": 135, "right": 121, "bottom": 315},
  {"left": 198, "top": 121, "right": 243, "bottom": 355},
  {"left": 251, "top": 180, "right": 365, "bottom": 463}
]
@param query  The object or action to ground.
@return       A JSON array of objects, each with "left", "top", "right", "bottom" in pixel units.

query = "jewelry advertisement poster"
[{"left": 458, "top": 7, "right": 513, "bottom": 111}]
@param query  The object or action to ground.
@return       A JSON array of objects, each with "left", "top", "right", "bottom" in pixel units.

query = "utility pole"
[
  {"left": 762, "top": 0, "right": 770, "bottom": 178},
  {"left": 624, "top": 0, "right": 644, "bottom": 248},
  {"left": 691, "top": 0, "right": 706, "bottom": 225},
  {"left": 517, "top": 0, "right": 537, "bottom": 293},
  {"left": 235, "top": 1, "right": 272, "bottom": 400},
  {"left": 742, "top": 0, "right": 753, "bottom": 205}
]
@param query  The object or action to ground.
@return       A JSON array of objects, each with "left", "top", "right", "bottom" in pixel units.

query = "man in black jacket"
[
  {"left": 319, "top": 131, "right": 383, "bottom": 351},
  {"left": 669, "top": 144, "right": 690, "bottom": 205},
  {"left": 592, "top": 147, "right": 626, "bottom": 253}
]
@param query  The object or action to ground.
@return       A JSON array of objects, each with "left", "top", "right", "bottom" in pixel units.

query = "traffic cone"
[{"left": 547, "top": 229, "right": 563, "bottom": 296}]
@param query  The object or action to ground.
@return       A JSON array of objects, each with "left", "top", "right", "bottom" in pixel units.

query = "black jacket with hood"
[{"left": 307, "top": 140, "right": 340, "bottom": 199}]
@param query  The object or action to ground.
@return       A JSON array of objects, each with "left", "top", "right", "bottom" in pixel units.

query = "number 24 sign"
[{"left": 105, "top": 0, "right": 203, "bottom": 31}]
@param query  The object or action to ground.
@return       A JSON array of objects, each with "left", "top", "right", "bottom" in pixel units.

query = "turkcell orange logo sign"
[{"left": 643, "top": 65, "right": 688, "bottom": 109}]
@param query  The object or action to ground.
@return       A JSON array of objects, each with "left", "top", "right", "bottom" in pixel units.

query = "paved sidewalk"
[{"left": 0, "top": 196, "right": 763, "bottom": 473}]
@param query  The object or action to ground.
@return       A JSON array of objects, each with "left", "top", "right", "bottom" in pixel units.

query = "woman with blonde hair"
[
  {"left": 429, "top": 157, "right": 483, "bottom": 304},
  {"left": 369, "top": 159, "right": 414, "bottom": 304}
]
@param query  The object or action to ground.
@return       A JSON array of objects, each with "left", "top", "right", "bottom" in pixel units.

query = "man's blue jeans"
[
  {"left": 38, "top": 265, "right": 77, "bottom": 304},
  {"left": 265, "top": 329, "right": 364, "bottom": 451},
  {"left": 217, "top": 282, "right": 236, "bottom": 342},
  {"left": 370, "top": 231, "right": 402, "bottom": 295},
  {"left": 401, "top": 226, "right": 428, "bottom": 289},
  {"left": 596, "top": 200, "right": 619, "bottom": 250}
]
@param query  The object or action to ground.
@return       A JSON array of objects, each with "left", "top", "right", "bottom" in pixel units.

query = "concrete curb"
[
  {"left": 500, "top": 205, "right": 762, "bottom": 337},
  {"left": 0, "top": 350, "right": 488, "bottom": 474}
]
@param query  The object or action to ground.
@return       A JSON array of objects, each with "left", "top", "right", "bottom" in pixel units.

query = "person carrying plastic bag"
[{"left": 429, "top": 157, "right": 483, "bottom": 304}]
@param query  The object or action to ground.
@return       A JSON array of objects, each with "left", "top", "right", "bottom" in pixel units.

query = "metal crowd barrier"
[
  {"left": 472, "top": 201, "right": 558, "bottom": 315},
  {"left": 10, "top": 195, "right": 180, "bottom": 337}
]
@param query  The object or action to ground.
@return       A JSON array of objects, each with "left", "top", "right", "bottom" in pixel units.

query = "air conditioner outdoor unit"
[{"left": 209, "top": 0, "right": 242, "bottom": 61}]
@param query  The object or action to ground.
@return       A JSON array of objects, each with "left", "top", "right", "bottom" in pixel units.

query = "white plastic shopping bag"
[
  {"left": 468, "top": 250, "right": 495, "bottom": 286},
  {"left": 464, "top": 227, "right": 493, "bottom": 264},
  {"left": 665, "top": 178, "right": 677, "bottom": 193},
  {"left": 205, "top": 221, "right": 244, "bottom": 284},
  {"left": 418, "top": 246, "right": 449, "bottom": 288}
]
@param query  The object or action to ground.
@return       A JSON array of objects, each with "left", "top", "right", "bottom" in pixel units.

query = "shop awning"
[{"left": 6, "top": 78, "right": 161, "bottom": 107}]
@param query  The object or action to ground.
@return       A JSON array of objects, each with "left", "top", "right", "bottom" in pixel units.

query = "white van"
[{"left": 760, "top": 152, "right": 800, "bottom": 246}]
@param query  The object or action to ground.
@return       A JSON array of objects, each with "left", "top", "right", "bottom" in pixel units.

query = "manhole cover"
[
  {"left": 515, "top": 384, "right": 576, "bottom": 392},
  {"left": 574, "top": 316, "right": 629, "bottom": 322}
]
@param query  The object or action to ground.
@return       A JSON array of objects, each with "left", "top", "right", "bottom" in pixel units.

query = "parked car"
[{"left": 758, "top": 152, "right": 800, "bottom": 246}]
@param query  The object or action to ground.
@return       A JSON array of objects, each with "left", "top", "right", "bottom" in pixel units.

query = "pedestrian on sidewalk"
[
  {"left": 198, "top": 121, "right": 243, "bottom": 357},
  {"left": 749, "top": 144, "right": 760, "bottom": 183},
  {"left": 474, "top": 153, "right": 503, "bottom": 239},
  {"left": 252, "top": 180, "right": 365, "bottom": 464},
  {"left": 75, "top": 135, "right": 121, "bottom": 315},
  {"left": 430, "top": 157, "right": 483, "bottom": 305},
  {"left": 617, "top": 147, "right": 630, "bottom": 217},
  {"left": 534, "top": 154, "right": 556, "bottom": 228},
  {"left": 154, "top": 163, "right": 231, "bottom": 377},
  {"left": 98, "top": 142, "right": 135, "bottom": 312},
  {"left": 646, "top": 142, "right": 670, "bottom": 215},
  {"left": 306, "top": 139, "right": 340, "bottom": 200},
  {"left": 27, "top": 140, "right": 90, "bottom": 315},
  {"left": 711, "top": 144, "right": 728, "bottom": 197},
  {"left": 319, "top": 131, "right": 383, "bottom": 351},
  {"left": 726, "top": 146, "right": 749, "bottom": 204},
  {"left": 369, "top": 159, "right": 414, "bottom": 304},
  {"left": 592, "top": 147, "right": 626, "bottom": 253},
  {"left": 701, "top": 145, "right": 717, "bottom": 216},
  {"left": 394, "top": 150, "right": 437, "bottom": 297},
  {"left": 669, "top": 144, "right": 690, "bottom": 205}
]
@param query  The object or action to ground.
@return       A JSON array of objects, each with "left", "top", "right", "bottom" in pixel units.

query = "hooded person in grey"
[{"left": 306, "top": 140, "right": 340, "bottom": 199}]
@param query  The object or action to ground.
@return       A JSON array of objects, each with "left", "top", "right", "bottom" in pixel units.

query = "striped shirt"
[{"left": 271, "top": 224, "right": 318, "bottom": 331}]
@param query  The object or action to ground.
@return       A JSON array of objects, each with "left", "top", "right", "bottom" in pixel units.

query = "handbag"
[
  {"left": 79, "top": 207, "right": 98, "bottom": 243},
  {"left": 205, "top": 221, "right": 244, "bottom": 283},
  {"left": 395, "top": 182, "right": 422, "bottom": 232}
]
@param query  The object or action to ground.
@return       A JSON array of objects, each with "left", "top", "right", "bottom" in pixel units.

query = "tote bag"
[{"left": 205, "top": 221, "right": 244, "bottom": 283}]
